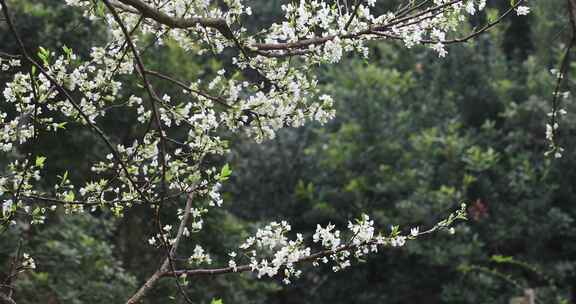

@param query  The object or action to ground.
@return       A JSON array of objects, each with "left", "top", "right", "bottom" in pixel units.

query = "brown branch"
[
  {"left": 4, "top": 240, "right": 23, "bottom": 299},
  {"left": 161, "top": 224, "right": 444, "bottom": 278},
  {"left": 142, "top": 69, "right": 270, "bottom": 127},
  {"left": 116, "top": 0, "right": 234, "bottom": 39},
  {"left": 427, "top": 0, "right": 523, "bottom": 44},
  {"left": 20, "top": 191, "right": 186, "bottom": 207},
  {"left": 0, "top": 52, "right": 21, "bottom": 59},
  {"left": 109, "top": 0, "right": 139, "bottom": 14},
  {"left": 395, "top": 0, "right": 431, "bottom": 20},
  {"left": 102, "top": 0, "right": 167, "bottom": 194},
  {"left": 253, "top": 49, "right": 312, "bottom": 58},
  {"left": 143, "top": 69, "right": 232, "bottom": 109},
  {"left": 0, "top": 292, "right": 16, "bottom": 304},
  {"left": 113, "top": 0, "right": 463, "bottom": 52},
  {"left": 111, "top": 0, "right": 520, "bottom": 60},
  {"left": 370, "top": 0, "right": 525, "bottom": 46},
  {"left": 251, "top": 0, "right": 462, "bottom": 51},
  {"left": 126, "top": 192, "right": 196, "bottom": 304},
  {"left": 102, "top": 1, "right": 173, "bottom": 271},
  {"left": 570, "top": 0, "right": 576, "bottom": 32},
  {"left": 162, "top": 245, "right": 356, "bottom": 278},
  {"left": 251, "top": 35, "right": 337, "bottom": 51},
  {"left": 344, "top": 0, "right": 363, "bottom": 31},
  {"left": 101, "top": 4, "right": 195, "bottom": 302}
]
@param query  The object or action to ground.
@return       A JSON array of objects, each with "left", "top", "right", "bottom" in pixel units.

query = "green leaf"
[
  {"left": 486, "top": 8, "right": 499, "bottom": 24},
  {"left": 210, "top": 299, "right": 223, "bottom": 304},
  {"left": 491, "top": 254, "right": 514, "bottom": 263},
  {"left": 37, "top": 46, "right": 50, "bottom": 65},
  {"left": 457, "top": 263, "right": 471, "bottom": 273},
  {"left": 64, "top": 191, "right": 75, "bottom": 202},
  {"left": 59, "top": 171, "right": 69, "bottom": 187},
  {"left": 35, "top": 156, "right": 47, "bottom": 168},
  {"left": 218, "top": 164, "right": 232, "bottom": 181},
  {"left": 96, "top": 1, "right": 106, "bottom": 17},
  {"left": 389, "top": 225, "right": 400, "bottom": 236},
  {"left": 55, "top": 122, "right": 68, "bottom": 130},
  {"left": 62, "top": 45, "right": 73, "bottom": 61}
]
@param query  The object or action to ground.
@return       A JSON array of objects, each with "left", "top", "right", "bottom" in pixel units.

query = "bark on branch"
[
  {"left": 126, "top": 192, "right": 195, "bottom": 304},
  {"left": 116, "top": 0, "right": 234, "bottom": 39},
  {"left": 115, "top": 0, "right": 463, "bottom": 52},
  {"left": 0, "top": 292, "right": 16, "bottom": 304},
  {"left": 160, "top": 222, "right": 444, "bottom": 278}
]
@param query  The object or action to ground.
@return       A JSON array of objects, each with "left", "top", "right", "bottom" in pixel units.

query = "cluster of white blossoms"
[
  {"left": 0, "top": 158, "right": 49, "bottom": 225},
  {"left": 516, "top": 5, "right": 530, "bottom": 16},
  {"left": 189, "top": 244, "right": 213, "bottom": 265},
  {"left": 235, "top": 221, "right": 311, "bottom": 283},
  {"left": 0, "top": 0, "right": 524, "bottom": 281},
  {"left": 222, "top": 204, "right": 466, "bottom": 283},
  {"left": 21, "top": 253, "right": 36, "bottom": 270}
]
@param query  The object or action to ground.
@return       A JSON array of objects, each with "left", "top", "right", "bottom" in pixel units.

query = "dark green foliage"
[{"left": 0, "top": 215, "right": 137, "bottom": 304}]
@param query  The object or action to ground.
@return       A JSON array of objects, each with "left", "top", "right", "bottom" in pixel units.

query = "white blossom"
[
  {"left": 410, "top": 227, "right": 420, "bottom": 237},
  {"left": 515, "top": 6, "right": 530, "bottom": 16},
  {"left": 189, "top": 245, "right": 212, "bottom": 265},
  {"left": 22, "top": 253, "right": 36, "bottom": 270}
]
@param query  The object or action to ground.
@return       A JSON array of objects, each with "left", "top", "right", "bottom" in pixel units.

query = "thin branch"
[
  {"left": 116, "top": 0, "right": 235, "bottom": 39},
  {"left": 395, "top": 0, "right": 431, "bottom": 20},
  {"left": 251, "top": 0, "right": 462, "bottom": 51},
  {"left": 101, "top": 0, "right": 168, "bottom": 200},
  {"left": 127, "top": 192, "right": 196, "bottom": 304},
  {"left": 161, "top": 223, "right": 445, "bottom": 278},
  {"left": 143, "top": 69, "right": 232, "bottom": 108},
  {"left": 20, "top": 191, "right": 186, "bottom": 207},
  {"left": 0, "top": 292, "right": 16, "bottom": 304},
  {"left": 0, "top": 52, "right": 21, "bottom": 59},
  {"left": 370, "top": 0, "right": 524, "bottom": 45},
  {"left": 344, "top": 0, "right": 363, "bottom": 31},
  {"left": 101, "top": 8, "right": 178, "bottom": 298},
  {"left": 109, "top": 0, "right": 139, "bottom": 14},
  {"left": 5, "top": 240, "right": 22, "bottom": 299},
  {"left": 113, "top": 0, "right": 463, "bottom": 52}
]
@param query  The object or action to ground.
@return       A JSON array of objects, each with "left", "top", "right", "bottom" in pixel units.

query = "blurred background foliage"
[{"left": 1, "top": 0, "right": 576, "bottom": 303}]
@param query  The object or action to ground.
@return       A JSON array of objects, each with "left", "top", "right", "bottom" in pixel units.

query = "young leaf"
[
  {"left": 35, "top": 156, "right": 47, "bottom": 168},
  {"left": 59, "top": 171, "right": 69, "bottom": 187},
  {"left": 218, "top": 164, "right": 232, "bottom": 181},
  {"left": 37, "top": 47, "right": 50, "bottom": 66},
  {"left": 64, "top": 191, "right": 75, "bottom": 202}
]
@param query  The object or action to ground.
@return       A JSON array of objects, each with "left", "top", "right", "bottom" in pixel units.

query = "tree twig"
[
  {"left": 0, "top": 292, "right": 16, "bottom": 304},
  {"left": 126, "top": 192, "right": 196, "bottom": 304}
]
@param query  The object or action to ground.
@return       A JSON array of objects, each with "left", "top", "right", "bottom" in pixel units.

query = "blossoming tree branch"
[{"left": 0, "top": 0, "right": 531, "bottom": 303}]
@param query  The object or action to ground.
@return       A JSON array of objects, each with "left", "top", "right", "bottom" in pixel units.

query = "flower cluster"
[
  {"left": 232, "top": 221, "right": 310, "bottom": 283},
  {"left": 21, "top": 253, "right": 37, "bottom": 270},
  {"left": 189, "top": 245, "right": 213, "bottom": 265},
  {"left": 224, "top": 204, "right": 467, "bottom": 283}
]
